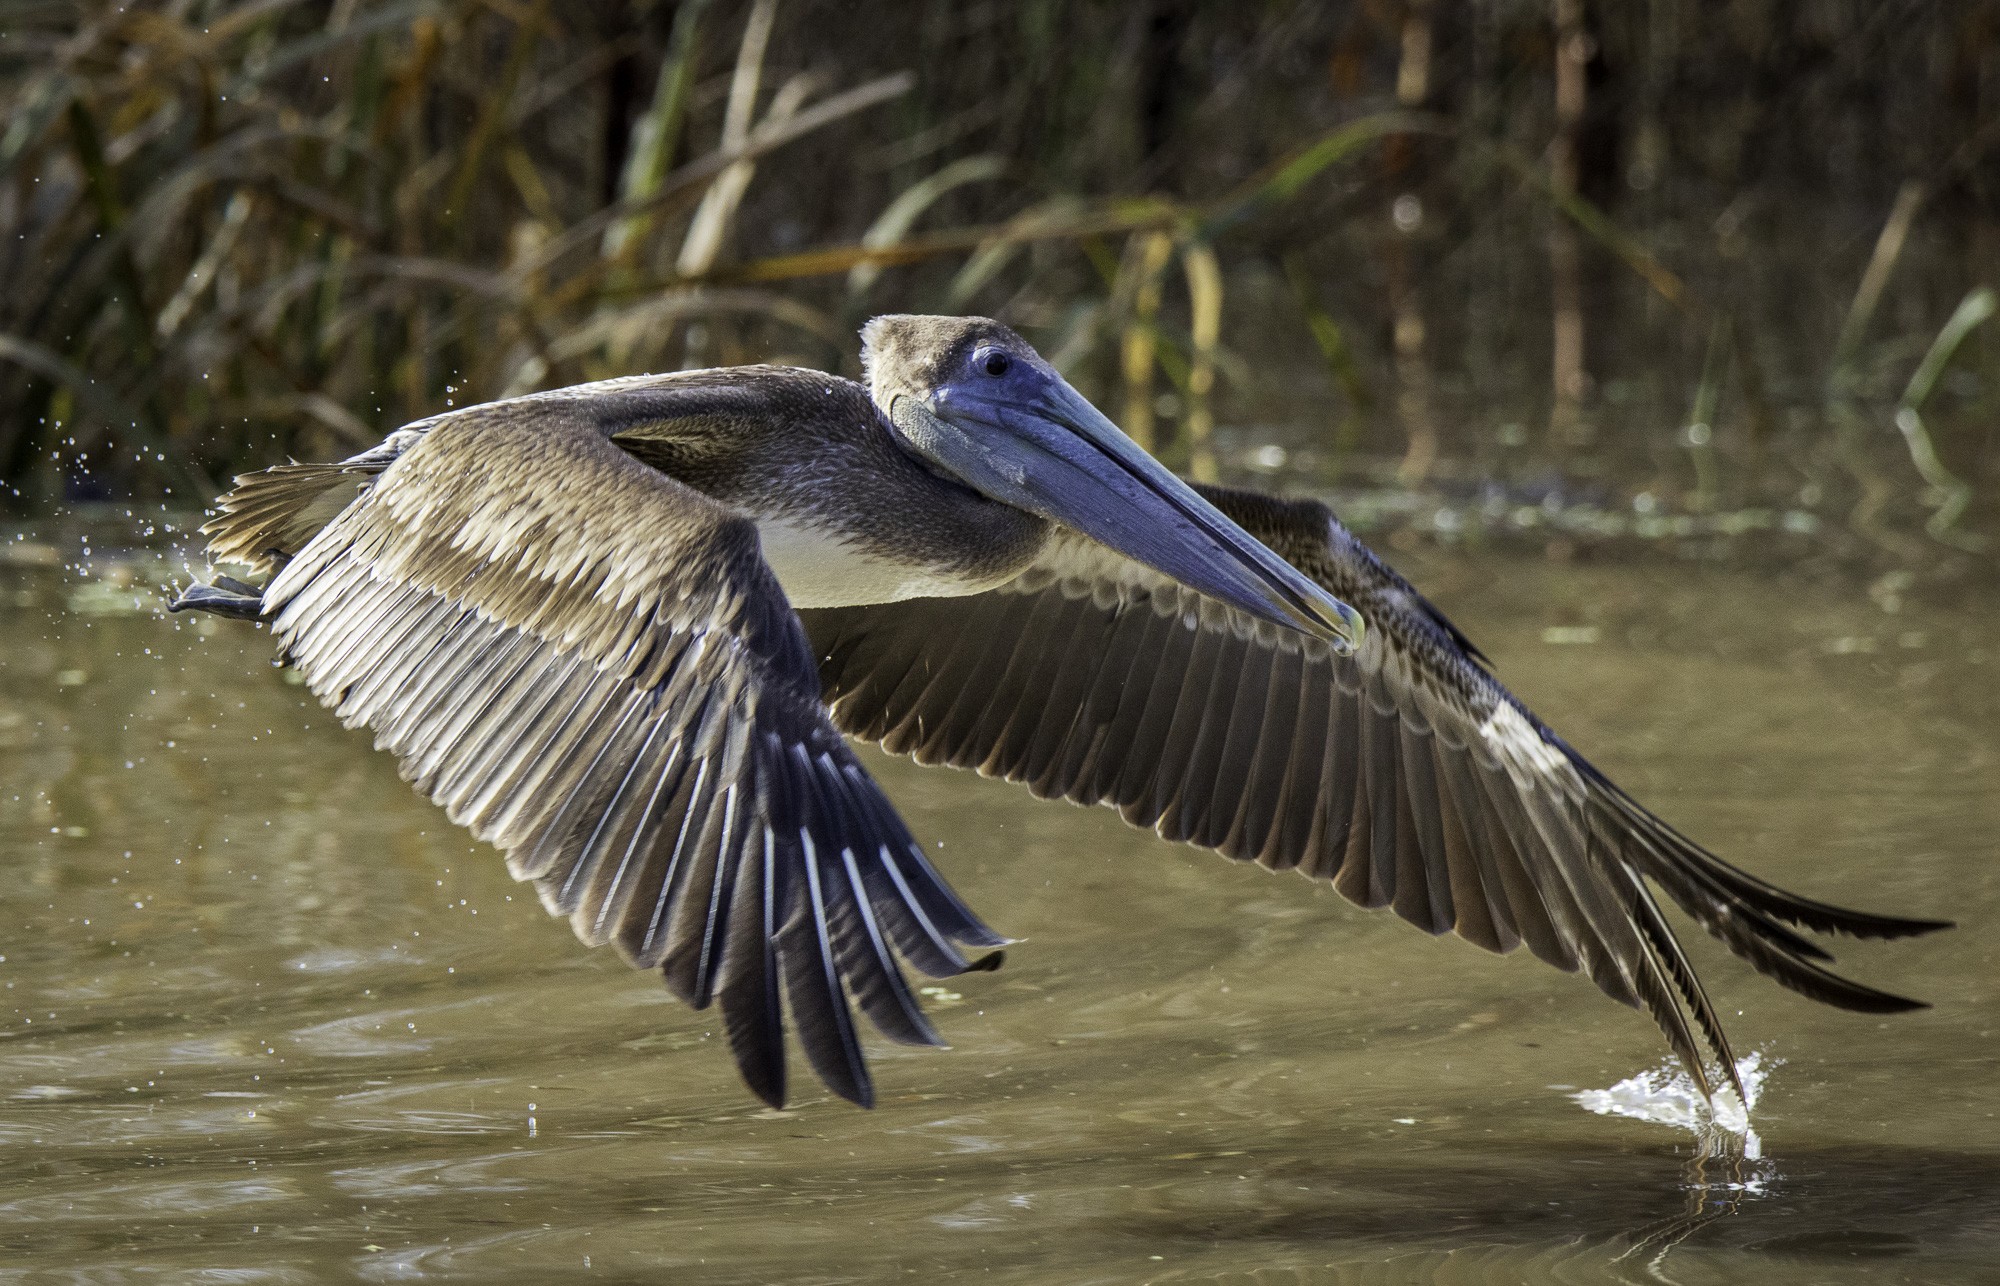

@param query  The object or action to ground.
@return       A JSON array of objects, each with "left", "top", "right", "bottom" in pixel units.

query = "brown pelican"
[{"left": 170, "top": 315, "right": 1945, "bottom": 1111}]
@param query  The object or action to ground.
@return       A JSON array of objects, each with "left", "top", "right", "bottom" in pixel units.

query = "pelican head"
[{"left": 862, "top": 314, "right": 1362, "bottom": 651}]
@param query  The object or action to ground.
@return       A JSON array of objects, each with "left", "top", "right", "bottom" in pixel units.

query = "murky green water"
[{"left": 1, "top": 532, "right": 1995, "bottom": 1283}]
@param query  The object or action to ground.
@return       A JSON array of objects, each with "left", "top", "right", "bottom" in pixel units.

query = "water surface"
[{"left": 1, "top": 535, "right": 1995, "bottom": 1283}]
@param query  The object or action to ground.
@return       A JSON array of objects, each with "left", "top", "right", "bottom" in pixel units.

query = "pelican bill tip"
[{"left": 1303, "top": 594, "right": 1365, "bottom": 654}]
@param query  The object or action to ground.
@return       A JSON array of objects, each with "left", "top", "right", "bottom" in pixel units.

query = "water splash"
[{"left": 1572, "top": 1051, "right": 1776, "bottom": 1160}]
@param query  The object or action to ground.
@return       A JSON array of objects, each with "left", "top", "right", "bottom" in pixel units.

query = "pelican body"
[{"left": 169, "top": 315, "right": 1944, "bottom": 1112}]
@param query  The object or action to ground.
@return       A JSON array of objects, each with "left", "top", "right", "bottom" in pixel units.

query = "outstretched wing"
[
  {"left": 245, "top": 395, "right": 1000, "bottom": 1107},
  {"left": 802, "top": 483, "right": 1946, "bottom": 1102}
]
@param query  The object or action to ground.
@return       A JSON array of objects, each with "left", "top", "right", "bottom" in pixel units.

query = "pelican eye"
[{"left": 979, "top": 350, "right": 1011, "bottom": 377}]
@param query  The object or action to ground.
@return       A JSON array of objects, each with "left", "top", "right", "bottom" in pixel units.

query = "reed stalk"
[{"left": 0, "top": 0, "right": 1984, "bottom": 560}]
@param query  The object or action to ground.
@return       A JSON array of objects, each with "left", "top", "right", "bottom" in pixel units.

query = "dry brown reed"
[{"left": 1, "top": 1, "right": 1992, "bottom": 559}]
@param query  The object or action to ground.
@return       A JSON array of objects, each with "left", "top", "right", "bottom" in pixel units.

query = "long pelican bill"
[{"left": 887, "top": 381, "right": 1363, "bottom": 653}]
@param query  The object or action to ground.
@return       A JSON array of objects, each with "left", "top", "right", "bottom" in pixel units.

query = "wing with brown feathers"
[
  {"left": 802, "top": 482, "right": 1947, "bottom": 1103},
  {"left": 235, "top": 400, "right": 1000, "bottom": 1108}
]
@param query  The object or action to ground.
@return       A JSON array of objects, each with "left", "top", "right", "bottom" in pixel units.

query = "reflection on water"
[{"left": 1, "top": 533, "right": 1996, "bottom": 1283}]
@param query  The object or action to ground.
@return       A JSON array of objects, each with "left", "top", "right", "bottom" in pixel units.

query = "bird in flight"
[{"left": 170, "top": 314, "right": 1945, "bottom": 1112}]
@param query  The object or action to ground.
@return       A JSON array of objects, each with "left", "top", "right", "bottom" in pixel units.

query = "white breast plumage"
[{"left": 754, "top": 517, "right": 995, "bottom": 608}]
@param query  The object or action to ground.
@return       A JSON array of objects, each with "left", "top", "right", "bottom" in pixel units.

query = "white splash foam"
[{"left": 1572, "top": 1051, "right": 1776, "bottom": 1159}]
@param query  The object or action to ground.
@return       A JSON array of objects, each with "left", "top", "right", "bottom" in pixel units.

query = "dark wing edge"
[
  {"left": 804, "top": 482, "right": 1948, "bottom": 1105},
  {"left": 186, "top": 403, "right": 1001, "bottom": 1108}
]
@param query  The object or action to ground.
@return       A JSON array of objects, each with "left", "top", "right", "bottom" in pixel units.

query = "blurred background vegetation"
[{"left": 2, "top": 0, "right": 1995, "bottom": 571}]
